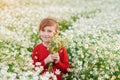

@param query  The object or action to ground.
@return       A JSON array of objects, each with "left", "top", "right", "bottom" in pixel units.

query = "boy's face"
[{"left": 40, "top": 26, "right": 56, "bottom": 43}]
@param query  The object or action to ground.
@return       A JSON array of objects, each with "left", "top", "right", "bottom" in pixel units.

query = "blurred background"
[{"left": 0, "top": 0, "right": 120, "bottom": 80}]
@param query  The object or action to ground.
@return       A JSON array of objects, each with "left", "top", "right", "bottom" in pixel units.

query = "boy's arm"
[
  {"left": 32, "top": 47, "right": 46, "bottom": 69},
  {"left": 55, "top": 47, "right": 70, "bottom": 73}
]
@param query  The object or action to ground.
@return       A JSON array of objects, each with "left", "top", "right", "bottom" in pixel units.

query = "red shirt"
[{"left": 32, "top": 43, "right": 70, "bottom": 80}]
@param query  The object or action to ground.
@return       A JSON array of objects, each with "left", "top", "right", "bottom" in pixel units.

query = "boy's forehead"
[
  {"left": 44, "top": 26, "right": 56, "bottom": 30},
  {"left": 44, "top": 26, "right": 56, "bottom": 28}
]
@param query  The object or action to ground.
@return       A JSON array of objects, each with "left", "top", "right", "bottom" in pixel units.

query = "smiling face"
[
  {"left": 40, "top": 26, "right": 56, "bottom": 43},
  {"left": 39, "top": 18, "right": 59, "bottom": 44}
]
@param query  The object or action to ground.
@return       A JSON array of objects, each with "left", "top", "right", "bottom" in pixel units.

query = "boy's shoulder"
[
  {"left": 34, "top": 43, "right": 43, "bottom": 49},
  {"left": 32, "top": 43, "right": 43, "bottom": 52},
  {"left": 60, "top": 46, "right": 67, "bottom": 51}
]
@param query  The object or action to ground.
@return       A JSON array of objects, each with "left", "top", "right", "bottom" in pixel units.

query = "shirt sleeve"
[
  {"left": 55, "top": 47, "right": 70, "bottom": 73},
  {"left": 32, "top": 46, "right": 46, "bottom": 69}
]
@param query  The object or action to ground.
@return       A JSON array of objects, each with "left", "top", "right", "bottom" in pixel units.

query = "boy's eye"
[
  {"left": 48, "top": 30, "right": 52, "bottom": 32},
  {"left": 42, "top": 29, "right": 45, "bottom": 31}
]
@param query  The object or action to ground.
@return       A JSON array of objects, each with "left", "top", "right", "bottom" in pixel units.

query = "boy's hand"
[
  {"left": 52, "top": 52, "right": 60, "bottom": 63},
  {"left": 44, "top": 54, "right": 54, "bottom": 64}
]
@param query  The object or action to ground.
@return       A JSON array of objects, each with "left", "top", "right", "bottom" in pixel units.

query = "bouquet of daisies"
[{"left": 48, "top": 33, "right": 64, "bottom": 72}]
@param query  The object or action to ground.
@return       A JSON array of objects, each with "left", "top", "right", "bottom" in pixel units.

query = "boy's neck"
[{"left": 42, "top": 42, "right": 49, "bottom": 48}]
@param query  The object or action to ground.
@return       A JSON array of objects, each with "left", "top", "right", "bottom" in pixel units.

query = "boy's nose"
[
  {"left": 44, "top": 32, "right": 49, "bottom": 35},
  {"left": 44, "top": 33, "right": 49, "bottom": 37}
]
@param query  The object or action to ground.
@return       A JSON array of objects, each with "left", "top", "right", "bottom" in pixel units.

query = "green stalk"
[{"left": 48, "top": 62, "right": 53, "bottom": 72}]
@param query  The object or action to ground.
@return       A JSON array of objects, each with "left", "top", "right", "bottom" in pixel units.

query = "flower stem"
[{"left": 48, "top": 62, "right": 53, "bottom": 72}]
